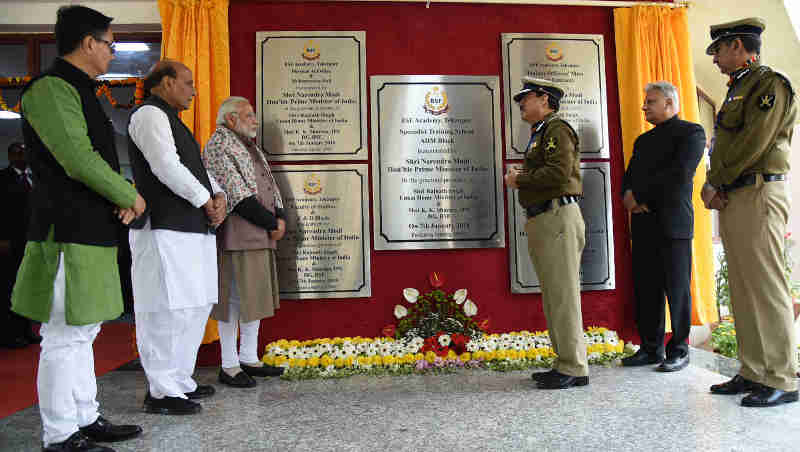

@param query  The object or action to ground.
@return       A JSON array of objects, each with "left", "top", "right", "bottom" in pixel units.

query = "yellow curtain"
[
  {"left": 158, "top": 0, "right": 231, "bottom": 343},
  {"left": 614, "top": 5, "right": 718, "bottom": 326}
]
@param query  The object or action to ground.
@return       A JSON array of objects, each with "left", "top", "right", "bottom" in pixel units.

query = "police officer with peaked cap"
[
  {"left": 505, "top": 77, "right": 588, "bottom": 389},
  {"left": 701, "top": 17, "right": 798, "bottom": 407}
]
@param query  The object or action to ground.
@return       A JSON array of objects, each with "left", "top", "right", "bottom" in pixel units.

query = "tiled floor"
[{"left": 2, "top": 349, "right": 799, "bottom": 452}]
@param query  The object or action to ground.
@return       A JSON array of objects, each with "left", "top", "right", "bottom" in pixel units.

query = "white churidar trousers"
[
  {"left": 218, "top": 270, "right": 261, "bottom": 369},
  {"left": 38, "top": 252, "right": 101, "bottom": 446}
]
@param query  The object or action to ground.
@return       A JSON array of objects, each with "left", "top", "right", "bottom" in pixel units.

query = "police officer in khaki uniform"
[
  {"left": 701, "top": 18, "right": 798, "bottom": 407},
  {"left": 505, "top": 77, "right": 588, "bottom": 389}
]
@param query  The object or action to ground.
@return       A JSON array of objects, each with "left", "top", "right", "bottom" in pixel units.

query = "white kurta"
[
  {"left": 128, "top": 106, "right": 221, "bottom": 313},
  {"left": 128, "top": 105, "right": 221, "bottom": 398}
]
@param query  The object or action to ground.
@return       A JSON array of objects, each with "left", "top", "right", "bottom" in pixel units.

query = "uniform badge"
[
  {"left": 545, "top": 137, "right": 557, "bottom": 153},
  {"left": 759, "top": 94, "right": 775, "bottom": 111}
]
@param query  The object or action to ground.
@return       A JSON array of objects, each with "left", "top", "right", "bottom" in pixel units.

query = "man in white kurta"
[{"left": 127, "top": 60, "right": 226, "bottom": 415}]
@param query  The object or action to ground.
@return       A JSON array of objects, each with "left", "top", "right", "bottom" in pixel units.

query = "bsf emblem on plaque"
[
  {"left": 424, "top": 86, "right": 450, "bottom": 116},
  {"left": 545, "top": 43, "right": 563, "bottom": 62},
  {"left": 303, "top": 173, "right": 322, "bottom": 194},
  {"left": 301, "top": 40, "right": 320, "bottom": 60}
]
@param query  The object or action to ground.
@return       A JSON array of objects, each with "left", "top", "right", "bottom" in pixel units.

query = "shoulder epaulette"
[{"left": 758, "top": 65, "right": 795, "bottom": 97}]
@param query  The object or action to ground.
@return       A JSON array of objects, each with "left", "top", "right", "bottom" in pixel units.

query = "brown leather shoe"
[{"left": 710, "top": 375, "right": 762, "bottom": 395}]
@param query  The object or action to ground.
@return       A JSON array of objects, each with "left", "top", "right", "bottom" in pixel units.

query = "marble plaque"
[
  {"left": 502, "top": 33, "right": 609, "bottom": 159},
  {"left": 371, "top": 75, "right": 505, "bottom": 250},
  {"left": 256, "top": 31, "right": 367, "bottom": 160},
  {"left": 272, "top": 164, "right": 371, "bottom": 299},
  {"left": 508, "top": 162, "right": 615, "bottom": 292}
]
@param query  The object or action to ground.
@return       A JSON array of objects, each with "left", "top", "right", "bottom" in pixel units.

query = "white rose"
[
  {"left": 394, "top": 305, "right": 408, "bottom": 319},
  {"left": 463, "top": 299, "right": 478, "bottom": 316},
  {"left": 453, "top": 289, "right": 468, "bottom": 304},
  {"left": 403, "top": 288, "right": 419, "bottom": 303}
]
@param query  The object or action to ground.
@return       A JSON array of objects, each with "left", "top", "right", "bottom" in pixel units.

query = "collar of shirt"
[
  {"left": 654, "top": 114, "right": 679, "bottom": 129},
  {"left": 53, "top": 57, "right": 99, "bottom": 89},
  {"left": 530, "top": 112, "right": 559, "bottom": 135},
  {"left": 727, "top": 58, "right": 759, "bottom": 87},
  {"left": 11, "top": 166, "right": 31, "bottom": 176}
]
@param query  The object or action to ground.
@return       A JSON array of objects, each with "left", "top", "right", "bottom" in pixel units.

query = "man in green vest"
[
  {"left": 505, "top": 77, "right": 588, "bottom": 389},
  {"left": 12, "top": 5, "right": 146, "bottom": 451},
  {"left": 702, "top": 17, "right": 798, "bottom": 407}
]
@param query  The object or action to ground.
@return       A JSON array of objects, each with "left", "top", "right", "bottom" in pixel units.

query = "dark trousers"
[
  {"left": 631, "top": 213, "right": 692, "bottom": 358},
  {"left": 2, "top": 258, "right": 31, "bottom": 339}
]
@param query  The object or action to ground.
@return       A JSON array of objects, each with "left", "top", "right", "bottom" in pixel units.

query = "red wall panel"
[{"left": 224, "top": 1, "right": 636, "bottom": 351}]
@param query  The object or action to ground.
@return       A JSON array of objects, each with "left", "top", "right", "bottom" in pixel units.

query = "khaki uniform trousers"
[
  {"left": 719, "top": 176, "right": 798, "bottom": 391},
  {"left": 525, "top": 202, "right": 588, "bottom": 377}
]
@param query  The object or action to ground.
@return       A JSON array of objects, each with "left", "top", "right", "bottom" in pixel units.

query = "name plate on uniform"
[
  {"left": 507, "top": 162, "right": 615, "bottom": 292},
  {"left": 272, "top": 164, "right": 371, "bottom": 299},
  {"left": 502, "top": 33, "right": 609, "bottom": 159},
  {"left": 256, "top": 31, "right": 367, "bottom": 161},
  {"left": 371, "top": 75, "right": 505, "bottom": 250}
]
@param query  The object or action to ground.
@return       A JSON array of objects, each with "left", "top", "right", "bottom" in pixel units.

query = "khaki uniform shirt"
[
  {"left": 707, "top": 61, "right": 796, "bottom": 187},
  {"left": 516, "top": 113, "right": 582, "bottom": 206}
]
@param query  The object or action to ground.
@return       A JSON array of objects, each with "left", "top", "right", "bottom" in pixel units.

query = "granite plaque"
[
  {"left": 508, "top": 161, "right": 615, "bottom": 292},
  {"left": 371, "top": 75, "right": 505, "bottom": 250},
  {"left": 256, "top": 31, "right": 367, "bottom": 160},
  {"left": 502, "top": 33, "right": 609, "bottom": 159},
  {"left": 272, "top": 164, "right": 371, "bottom": 298}
]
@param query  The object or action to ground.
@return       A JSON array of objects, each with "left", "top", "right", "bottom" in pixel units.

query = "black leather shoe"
[
  {"left": 741, "top": 386, "right": 799, "bottom": 407},
  {"left": 621, "top": 349, "right": 664, "bottom": 367},
  {"left": 710, "top": 375, "right": 762, "bottom": 395},
  {"left": 43, "top": 431, "right": 113, "bottom": 451},
  {"left": 219, "top": 369, "right": 257, "bottom": 388},
  {"left": 536, "top": 371, "right": 589, "bottom": 389},
  {"left": 656, "top": 353, "right": 689, "bottom": 372},
  {"left": 241, "top": 363, "right": 285, "bottom": 377},
  {"left": 185, "top": 384, "right": 215, "bottom": 400},
  {"left": 531, "top": 369, "right": 556, "bottom": 382},
  {"left": 79, "top": 416, "right": 142, "bottom": 443},
  {"left": 143, "top": 393, "right": 201, "bottom": 415}
]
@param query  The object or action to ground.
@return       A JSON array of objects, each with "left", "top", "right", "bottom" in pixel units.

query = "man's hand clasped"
[
  {"left": 204, "top": 192, "right": 227, "bottom": 227},
  {"left": 116, "top": 193, "right": 147, "bottom": 225},
  {"left": 701, "top": 182, "right": 728, "bottom": 211},
  {"left": 270, "top": 218, "right": 286, "bottom": 241},
  {"left": 504, "top": 167, "right": 519, "bottom": 189},
  {"left": 622, "top": 190, "right": 650, "bottom": 214}
]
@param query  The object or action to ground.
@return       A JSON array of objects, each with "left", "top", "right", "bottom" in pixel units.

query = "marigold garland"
[{"left": 0, "top": 76, "right": 144, "bottom": 114}]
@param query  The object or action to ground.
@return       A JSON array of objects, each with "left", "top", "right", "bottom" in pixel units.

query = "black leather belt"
[
  {"left": 525, "top": 195, "right": 580, "bottom": 218},
  {"left": 721, "top": 173, "right": 785, "bottom": 192}
]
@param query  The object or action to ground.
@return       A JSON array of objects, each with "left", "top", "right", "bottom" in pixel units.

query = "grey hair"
[
  {"left": 645, "top": 81, "right": 680, "bottom": 112},
  {"left": 215, "top": 96, "right": 251, "bottom": 125}
]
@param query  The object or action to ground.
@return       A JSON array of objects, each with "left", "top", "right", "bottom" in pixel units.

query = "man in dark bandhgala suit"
[{"left": 621, "top": 81, "right": 705, "bottom": 373}]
